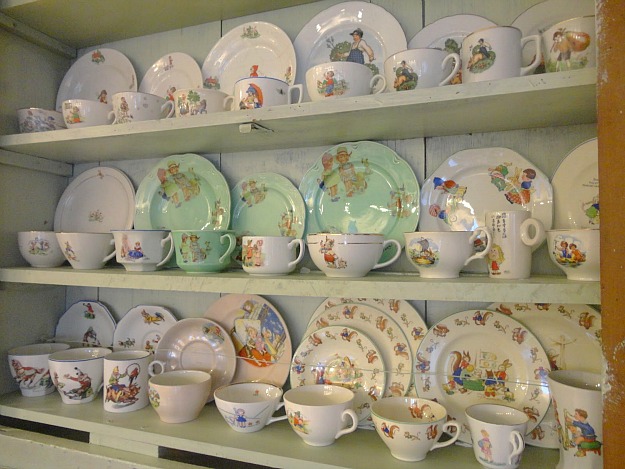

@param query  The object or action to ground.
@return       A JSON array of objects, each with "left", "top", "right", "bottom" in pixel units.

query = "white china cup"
[
  {"left": 306, "top": 61, "right": 386, "bottom": 101},
  {"left": 465, "top": 404, "right": 529, "bottom": 469},
  {"left": 17, "top": 231, "right": 66, "bottom": 267},
  {"left": 306, "top": 233, "right": 401, "bottom": 278},
  {"left": 371, "top": 397, "right": 461, "bottom": 462},
  {"left": 384, "top": 48, "right": 461, "bottom": 91},
  {"left": 148, "top": 370, "right": 212, "bottom": 423},
  {"left": 62, "top": 99, "right": 113, "bottom": 128},
  {"left": 214, "top": 382, "right": 287, "bottom": 433},
  {"left": 103, "top": 350, "right": 152, "bottom": 413},
  {"left": 109, "top": 91, "right": 174, "bottom": 124},
  {"left": 283, "top": 384, "right": 359, "bottom": 446},
  {"left": 48, "top": 347, "right": 112, "bottom": 404},
  {"left": 55, "top": 232, "right": 115, "bottom": 270},
  {"left": 8, "top": 343, "right": 70, "bottom": 397},
  {"left": 17, "top": 107, "right": 66, "bottom": 133},
  {"left": 241, "top": 236, "right": 305, "bottom": 275},
  {"left": 461, "top": 26, "right": 542, "bottom": 82},
  {"left": 547, "top": 228, "right": 600, "bottom": 281},
  {"left": 542, "top": 16, "right": 595, "bottom": 73},
  {"left": 111, "top": 230, "right": 174, "bottom": 272},
  {"left": 232, "top": 77, "right": 303, "bottom": 110},
  {"left": 404, "top": 228, "right": 492, "bottom": 278},
  {"left": 172, "top": 88, "right": 234, "bottom": 116}
]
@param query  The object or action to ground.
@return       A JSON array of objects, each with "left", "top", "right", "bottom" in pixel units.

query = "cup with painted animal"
[
  {"left": 547, "top": 228, "right": 599, "bottom": 281},
  {"left": 172, "top": 88, "right": 234, "bottom": 116},
  {"left": 148, "top": 370, "right": 212, "bottom": 423},
  {"left": 55, "top": 232, "right": 116, "bottom": 270},
  {"left": 111, "top": 229, "right": 174, "bottom": 272},
  {"left": 17, "top": 107, "right": 66, "bottom": 133},
  {"left": 384, "top": 48, "right": 461, "bottom": 91},
  {"left": 232, "top": 77, "right": 303, "bottom": 110},
  {"left": 305, "top": 61, "right": 386, "bottom": 101},
  {"left": 241, "top": 235, "right": 305, "bottom": 275},
  {"left": 542, "top": 16, "right": 595, "bottom": 73},
  {"left": 103, "top": 350, "right": 152, "bottom": 413},
  {"left": 171, "top": 230, "right": 236, "bottom": 273},
  {"left": 8, "top": 343, "right": 70, "bottom": 397},
  {"left": 109, "top": 91, "right": 174, "bottom": 124},
  {"left": 18, "top": 231, "right": 66, "bottom": 267},
  {"left": 62, "top": 99, "right": 114, "bottom": 128}
]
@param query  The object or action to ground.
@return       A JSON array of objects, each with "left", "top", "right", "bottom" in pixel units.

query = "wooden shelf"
[{"left": 0, "top": 69, "right": 596, "bottom": 166}]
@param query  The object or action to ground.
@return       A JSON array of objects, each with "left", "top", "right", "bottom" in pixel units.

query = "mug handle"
[
  {"left": 108, "top": 110, "right": 117, "bottom": 125},
  {"left": 520, "top": 34, "right": 542, "bottom": 76},
  {"left": 372, "top": 239, "right": 402, "bottom": 269},
  {"left": 464, "top": 225, "right": 493, "bottom": 265},
  {"left": 156, "top": 232, "right": 174, "bottom": 267},
  {"left": 147, "top": 360, "right": 166, "bottom": 376},
  {"left": 508, "top": 430, "right": 525, "bottom": 464},
  {"left": 218, "top": 232, "right": 237, "bottom": 264},
  {"left": 370, "top": 74, "right": 387, "bottom": 94},
  {"left": 439, "top": 53, "right": 461, "bottom": 86},
  {"left": 520, "top": 217, "right": 546, "bottom": 248},
  {"left": 223, "top": 95, "right": 234, "bottom": 111},
  {"left": 335, "top": 408, "right": 359, "bottom": 440},
  {"left": 288, "top": 84, "right": 304, "bottom": 104},
  {"left": 103, "top": 238, "right": 116, "bottom": 262},
  {"left": 265, "top": 401, "right": 288, "bottom": 426},
  {"left": 287, "top": 239, "right": 306, "bottom": 269},
  {"left": 430, "top": 421, "right": 461, "bottom": 450},
  {"left": 161, "top": 100, "right": 175, "bottom": 118}
]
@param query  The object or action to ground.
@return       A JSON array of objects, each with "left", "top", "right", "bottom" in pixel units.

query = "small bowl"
[
  {"left": 8, "top": 343, "right": 70, "bottom": 396},
  {"left": 547, "top": 228, "right": 599, "bottom": 281},
  {"left": 55, "top": 232, "right": 115, "bottom": 270},
  {"left": 18, "top": 231, "right": 66, "bottom": 267},
  {"left": 17, "top": 108, "right": 66, "bottom": 133}
]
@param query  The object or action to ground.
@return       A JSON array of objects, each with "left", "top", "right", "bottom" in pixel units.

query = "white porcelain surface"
[
  {"left": 241, "top": 236, "right": 305, "bottom": 275},
  {"left": 173, "top": 88, "right": 233, "bottom": 116},
  {"left": 17, "top": 108, "right": 66, "bottom": 133},
  {"left": 55, "top": 232, "right": 115, "bottom": 270},
  {"left": 542, "top": 16, "right": 595, "bottom": 73},
  {"left": 139, "top": 52, "right": 203, "bottom": 100},
  {"left": 233, "top": 77, "right": 302, "bottom": 109},
  {"left": 103, "top": 350, "right": 152, "bottom": 413},
  {"left": 54, "top": 300, "right": 116, "bottom": 348},
  {"left": 110, "top": 91, "right": 174, "bottom": 124},
  {"left": 61, "top": 99, "right": 113, "bottom": 128},
  {"left": 384, "top": 48, "right": 460, "bottom": 91},
  {"left": 8, "top": 343, "right": 70, "bottom": 397},
  {"left": 148, "top": 370, "right": 212, "bottom": 423},
  {"left": 306, "top": 61, "right": 386, "bottom": 100},
  {"left": 111, "top": 230, "right": 173, "bottom": 272},
  {"left": 113, "top": 305, "right": 178, "bottom": 353},
  {"left": 547, "top": 229, "right": 600, "bottom": 281},
  {"left": 17, "top": 231, "right": 66, "bottom": 267}
]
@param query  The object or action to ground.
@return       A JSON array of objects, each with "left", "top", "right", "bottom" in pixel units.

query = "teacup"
[
  {"left": 214, "top": 382, "right": 287, "bottom": 433},
  {"left": 171, "top": 230, "right": 236, "bottom": 273},
  {"left": 465, "top": 404, "right": 529, "bottom": 469},
  {"left": 547, "top": 228, "right": 600, "bottom": 281},
  {"left": 8, "top": 343, "right": 70, "bottom": 396},
  {"left": 283, "top": 384, "right": 359, "bottom": 446},
  {"left": 17, "top": 107, "right": 66, "bottom": 133},
  {"left": 55, "top": 232, "right": 115, "bottom": 270},
  {"left": 48, "top": 347, "right": 112, "bottom": 404},
  {"left": 371, "top": 397, "right": 460, "bottom": 462},
  {"left": 173, "top": 88, "right": 234, "bottom": 116},
  {"left": 462, "top": 26, "right": 542, "bottom": 82},
  {"left": 542, "top": 16, "right": 595, "bottom": 73},
  {"left": 18, "top": 231, "right": 66, "bottom": 267},
  {"left": 103, "top": 350, "right": 152, "bottom": 413},
  {"left": 110, "top": 91, "right": 174, "bottom": 124},
  {"left": 306, "top": 61, "right": 386, "bottom": 101},
  {"left": 384, "top": 48, "right": 461, "bottom": 91},
  {"left": 306, "top": 233, "right": 401, "bottom": 278},
  {"left": 241, "top": 236, "right": 305, "bottom": 275},
  {"left": 404, "top": 228, "right": 492, "bottom": 278},
  {"left": 148, "top": 370, "right": 212, "bottom": 423},
  {"left": 111, "top": 230, "right": 174, "bottom": 272},
  {"left": 62, "top": 99, "right": 113, "bottom": 128},
  {"left": 233, "top": 77, "right": 303, "bottom": 110}
]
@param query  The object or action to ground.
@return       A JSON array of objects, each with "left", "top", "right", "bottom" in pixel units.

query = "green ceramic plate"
[{"left": 135, "top": 153, "right": 230, "bottom": 230}]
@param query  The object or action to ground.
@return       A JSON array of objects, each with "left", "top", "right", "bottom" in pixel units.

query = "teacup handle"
[
  {"left": 520, "top": 218, "right": 546, "bottom": 248},
  {"left": 103, "top": 238, "right": 116, "bottom": 262},
  {"left": 464, "top": 225, "right": 493, "bottom": 266},
  {"left": 156, "top": 232, "right": 174, "bottom": 267},
  {"left": 287, "top": 238, "right": 306, "bottom": 268},
  {"left": 370, "top": 74, "right": 387, "bottom": 94},
  {"left": 161, "top": 100, "right": 175, "bottom": 118},
  {"left": 108, "top": 110, "right": 117, "bottom": 125},
  {"left": 265, "top": 401, "right": 288, "bottom": 426},
  {"left": 430, "top": 421, "right": 461, "bottom": 450},
  {"left": 520, "top": 34, "right": 542, "bottom": 76},
  {"left": 218, "top": 233, "right": 237, "bottom": 264},
  {"left": 508, "top": 430, "right": 525, "bottom": 464},
  {"left": 288, "top": 84, "right": 304, "bottom": 104},
  {"left": 335, "top": 408, "right": 359, "bottom": 440},
  {"left": 439, "top": 52, "right": 461, "bottom": 86},
  {"left": 223, "top": 95, "right": 234, "bottom": 111},
  {"left": 372, "top": 239, "right": 402, "bottom": 270},
  {"left": 147, "top": 360, "right": 166, "bottom": 376}
]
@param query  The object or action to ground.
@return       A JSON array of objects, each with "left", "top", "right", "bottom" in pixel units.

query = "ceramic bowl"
[
  {"left": 542, "top": 16, "right": 595, "bottom": 73},
  {"left": 55, "top": 232, "right": 115, "bottom": 270},
  {"left": 305, "top": 61, "right": 386, "bottom": 101},
  {"left": 110, "top": 91, "right": 174, "bottom": 124},
  {"left": 547, "top": 228, "right": 599, "bottom": 281},
  {"left": 17, "top": 231, "right": 66, "bottom": 267},
  {"left": 16, "top": 108, "right": 66, "bottom": 133},
  {"left": 61, "top": 99, "right": 113, "bottom": 128},
  {"left": 8, "top": 343, "right": 70, "bottom": 396},
  {"left": 148, "top": 370, "right": 212, "bottom": 423}
]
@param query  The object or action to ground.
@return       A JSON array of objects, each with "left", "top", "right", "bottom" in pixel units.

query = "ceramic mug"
[
  {"left": 17, "top": 231, "right": 66, "bottom": 267},
  {"left": 148, "top": 370, "right": 212, "bottom": 423},
  {"left": 55, "top": 232, "right": 115, "bottom": 270},
  {"left": 62, "top": 99, "right": 113, "bottom": 128},
  {"left": 485, "top": 211, "right": 546, "bottom": 279},
  {"left": 171, "top": 230, "right": 236, "bottom": 273},
  {"left": 384, "top": 48, "right": 461, "bottom": 91},
  {"left": 547, "top": 228, "right": 600, "bottom": 281},
  {"left": 404, "top": 227, "right": 492, "bottom": 278},
  {"left": 48, "top": 347, "right": 112, "bottom": 404},
  {"left": 8, "top": 343, "right": 70, "bottom": 397},
  {"left": 465, "top": 404, "right": 529, "bottom": 469},
  {"left": 109, "top": 91, "right": 174, "bottom": 124},
  {"left": 547, "top": 370, "right": 602, "bottom": 469},
  {"left": 241, "top": 236, "right": 305, "bottom": 275},
  {"left": 542, "top": 16, "right": 595, "bottom": 73},
  {"left": 103, "top": 350, "right": 152, "bottom": 413},
  {"left": 306, "top": 61, "right": 386, "bottom": 101},
  {"left": 17, "top": 107, "right": 66, "bottom": 133},
  {"left": 214, "top": 382, "right": 287, "bottom": 433},
  {"left": 462, "top": 26, "right": 542, "bottom": 82},
  {"left": 232, "top": 77, "right": 303, "bottom": 110},
  {"left": 173, "top": 88, "right": 234, "bottom": 116},
  {"left": 111, "top": 230, "right": 174, "bottom": 272},
  {"left": 283, "top": 384, "right": 359, "bottom": 446}
]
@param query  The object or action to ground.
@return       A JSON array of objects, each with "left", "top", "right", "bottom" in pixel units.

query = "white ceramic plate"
[
  {"left": 139, "top": 52, "right": 203, "bottom": 100},
  {"left": 414, "top": 310, "right": 552, "bottom": 444},
  {"left": 201, "top": 21, "right": 296, "bottom": 94},
  {"left": 552, "top": 138, "right": 599, "bottom": 229},
  {"left": 56, "top": 48, "right": 137, "bottom": 111},
  {"left": 488, "top": 302, "right": 601, "bottom": 448},
  {"left": 294, "top": 1, "right": 407, "bottom": 101},
  {"left": 152, "top": 317, "right": 237, "bottom": 401},
  {"left": 291, "top": 325, "right": 387, "bottom": 426},
  {"left": 113, "top": 305, "right": 178, "bottom": 353},
  {"left": 203, "top": 294, "right": 292, "bottom": 387},
  {"left": 54, "top": 167, "right": 135, "bottom": 232},
  {"left": 55, "top": 300, "right": 116, "bottom": 347}
]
